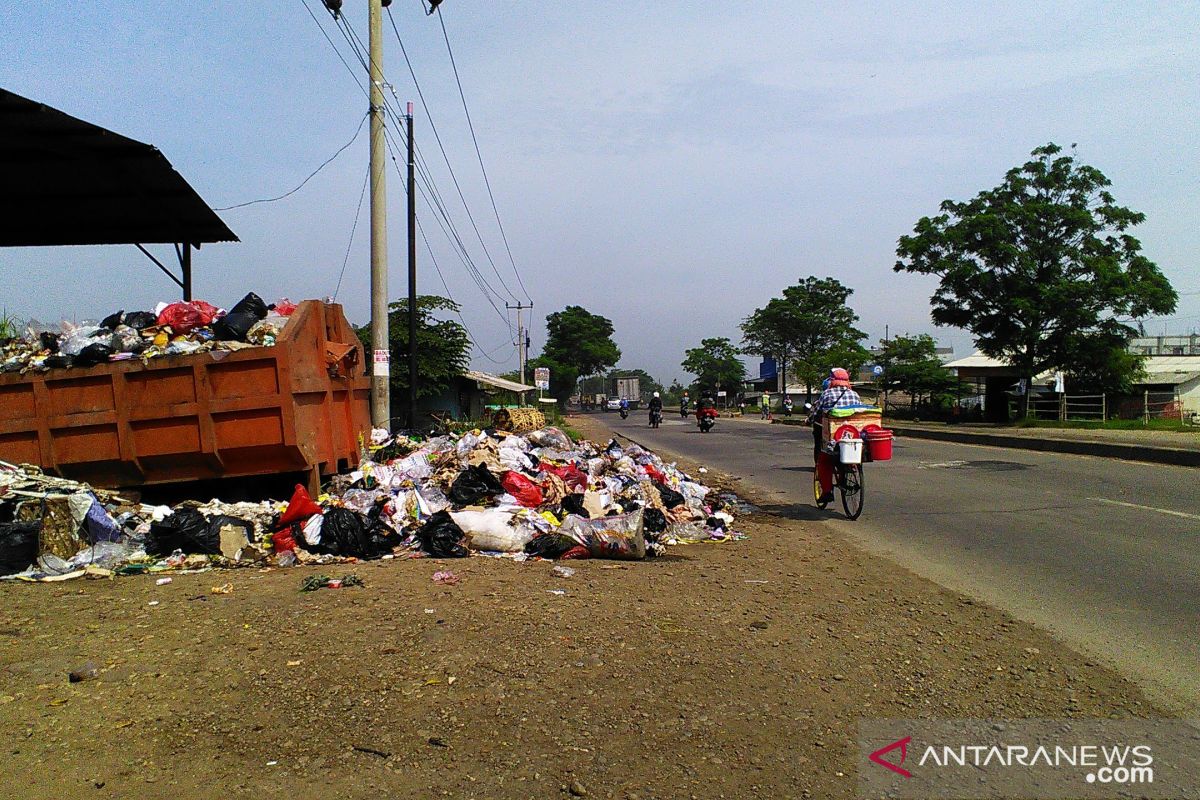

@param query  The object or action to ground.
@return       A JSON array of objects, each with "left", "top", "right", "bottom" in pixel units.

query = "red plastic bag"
[
  {"left": 273, "top": 298, "right": 298, "bottom": 316},
  {"left": 501, "top": 471, "right": 544, "bottom": 508},
  {"left": 559, "top": 545, "right": 591, "bottom": 560},
  {"left": 540, "top": 463, "right": 587, "bottom": 491},
  {"left": 272, "top": 529, "right": 297, "bottom": 553},
  {"left": 156, "top": 300, "right": 222, "bottom": 334},
  {"left": 276, "top": 484, "right": 322, "bottom": 529},
  {"left": 643, "top": 464, "right": 666, "bottom": 484}
]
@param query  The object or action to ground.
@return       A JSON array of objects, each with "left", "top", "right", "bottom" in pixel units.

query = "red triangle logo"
[{"left": 869, "top": 736, "right": 912, "bottom": 778}]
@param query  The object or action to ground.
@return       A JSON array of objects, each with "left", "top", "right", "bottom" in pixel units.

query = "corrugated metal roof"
[
  {"left": 464, "top": 370, "right": 535, "bottom": 393},
  {"left": 0, "top": 88, "right": 236, "bottom": 246}
]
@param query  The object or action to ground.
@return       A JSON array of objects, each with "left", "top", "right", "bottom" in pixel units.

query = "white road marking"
[
  {"left": 918, "top": 460, "right": 969, "bottom": 469},
  {"left": 1088, "top": 497, "right": 1200, "bottom": 521}
]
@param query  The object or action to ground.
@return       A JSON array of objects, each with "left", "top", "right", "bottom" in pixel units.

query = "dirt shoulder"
[{"left": 0, "top": 417, "right": 1159, "bottom": 800}]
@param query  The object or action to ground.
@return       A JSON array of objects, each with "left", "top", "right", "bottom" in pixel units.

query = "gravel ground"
[{"left": 0, "top": 416, "right": 1159, "bottom": 799}]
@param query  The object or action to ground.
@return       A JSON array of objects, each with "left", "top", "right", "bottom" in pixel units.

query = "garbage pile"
[
  {"left": 0, "top": 427, "right": 744, "bottom": 582},
  {"left": 0, "top": 293, "right": 296, "bottom": 374}
]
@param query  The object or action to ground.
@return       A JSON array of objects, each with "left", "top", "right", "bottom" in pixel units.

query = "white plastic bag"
[{"left": 450, "top": 509, "right": 533, "bottom": 552}]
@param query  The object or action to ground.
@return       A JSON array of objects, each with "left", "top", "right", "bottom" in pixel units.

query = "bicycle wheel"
[
  {"left": 839, "top": 464, "right": 865, "bottom": 520},
  {"left": 813, "top": 476, "right": 829, "bottom": 509}
]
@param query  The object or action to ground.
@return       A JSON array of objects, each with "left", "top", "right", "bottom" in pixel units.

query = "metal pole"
[
  {"left": 507, "top": 302, "right": 532, "bottom": 406},
  {"left": 368, "top": 0, "right": 391, "bottom": 432},
  {"left": 407, "top": 105, "right": 418, "bottom": 431},
  {"left": 181, "top": 243, "right": 193, "bottom": 301}
]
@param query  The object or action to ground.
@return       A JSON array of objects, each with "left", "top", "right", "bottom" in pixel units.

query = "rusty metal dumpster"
[{"left": 0, "top": 300, "right": 370, "bottom": 492}]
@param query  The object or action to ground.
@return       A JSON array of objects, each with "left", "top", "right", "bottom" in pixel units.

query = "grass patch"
[{"left": 1012, "top": 418, "right": 1198, "bottom": 433}]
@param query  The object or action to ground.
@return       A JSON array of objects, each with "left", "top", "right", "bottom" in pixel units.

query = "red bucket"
[{"left": 865, "top": 429, "right": 893, "bottom": 462}]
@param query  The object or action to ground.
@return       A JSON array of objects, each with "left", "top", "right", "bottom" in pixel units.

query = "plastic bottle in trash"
[{"left": 275, "top": 550, "right": 297, "bottom": 568}]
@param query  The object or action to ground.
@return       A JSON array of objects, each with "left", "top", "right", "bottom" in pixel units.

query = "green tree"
[
  {"left": 877, "top": 334, "right": 962, "bottom": 410},
  {"left": 538, "top": 306, "right": 621, "bottom": 401},
  {"left": 681, "top": 337, "right": 746, "bottom": 396},
  {"left": 358, "top": 295, "right": 471, "bottom": 411},
  {"left": 742, "top": 277, "right": 869, "bottom": 400},
  {"left": 895, "top": 143, "right": 1177, "bottom": 406}
]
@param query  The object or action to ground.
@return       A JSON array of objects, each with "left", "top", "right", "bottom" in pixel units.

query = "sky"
[{"left": 2, "top": 1, "right": 1198, "bottom": 386}]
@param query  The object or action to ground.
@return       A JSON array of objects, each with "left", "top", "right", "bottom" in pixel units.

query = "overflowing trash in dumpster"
[
  {"left": 0, "top": 426, "right": 745, "bottom": 581},
  {"left": 0, "top": 292, "right": 296, "bottom": 374}
]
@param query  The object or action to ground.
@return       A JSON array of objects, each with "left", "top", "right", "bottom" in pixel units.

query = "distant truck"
[{"left": 614, "top": 377, "right": 641, "bottom": 408}]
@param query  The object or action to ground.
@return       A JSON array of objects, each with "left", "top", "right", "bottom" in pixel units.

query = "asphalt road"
[{"left": 596, "top": 410, "right": 1200, "bottom": 713}]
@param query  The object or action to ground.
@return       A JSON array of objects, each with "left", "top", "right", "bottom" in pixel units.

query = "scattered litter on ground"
[
  {"left": 299, "top": 574, "right": 363, "bottom": 592},
  {"left": 431, "top": 570, "right": 460, "bottom": 585},
  {"left": 550, "top": 565, "right": 576, "bottom": 579}
]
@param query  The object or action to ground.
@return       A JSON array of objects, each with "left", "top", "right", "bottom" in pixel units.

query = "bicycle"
[{"left": 813, "top": 459, "right": 864, "bottom": 520}]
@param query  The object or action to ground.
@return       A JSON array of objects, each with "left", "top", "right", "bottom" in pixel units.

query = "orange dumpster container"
[{"left": 0, "top": 300, "right": 370, "bottom": 493}]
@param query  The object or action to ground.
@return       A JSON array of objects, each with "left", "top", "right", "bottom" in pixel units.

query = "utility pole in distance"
[
  {"left": 367, "top": 0, "right": 390, "bottom": 432},
  {"left": 507, "top": 301, "right": 533, "bottom": 406},
  {"left": 406, "top": 103, "right": 418, "bottom": 431}
]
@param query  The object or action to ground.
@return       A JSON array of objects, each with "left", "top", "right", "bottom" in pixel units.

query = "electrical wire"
[
  {"left": 298, "top": 0, "right": 516, "bottom": 363},
  {"left": 324, "top": 6, "right": 516, "bottom": 320},
  {"left": 436, "top": 6, "right": 532, "bottom": 303},
  {"left": 384, "top": 6, "right": 518, "bottom": 301},
  {"left": 214, "top": 112, "right": 367, "bottom": 211},
  {"left": 333, "top": 165, "right": 371, "bottom": 300},
  {"left": 381, "top": 126, "right": 515, "bottom": 339}
]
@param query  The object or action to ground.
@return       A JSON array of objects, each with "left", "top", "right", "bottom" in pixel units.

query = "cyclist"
[{"left": 807, "top": 368, "right": 862, "bottom": 504}]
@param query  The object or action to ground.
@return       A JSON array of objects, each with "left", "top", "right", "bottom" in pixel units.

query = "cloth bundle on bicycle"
[{"left": 828, "top": 405, "right": 882, "bottom": 418}]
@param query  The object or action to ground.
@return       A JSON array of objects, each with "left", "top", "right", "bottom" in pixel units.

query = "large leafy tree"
[
  {"left": 742, "top": 277, "right": 869, "bottom": 400},
  {"left": 877, "top": 334, "right": 962, "bottom": 410},
  {"left": 895, "top": 143, "right": 1176, "bottom": 405},
  {"left": 358, "top": 295, "right": 471, "bottom": 408},
  {"left": 539, "top": 306, "right": 621, "bottom": 401},
  {"left": 681, "top": 337, "right": 746, "bottom": 396}
]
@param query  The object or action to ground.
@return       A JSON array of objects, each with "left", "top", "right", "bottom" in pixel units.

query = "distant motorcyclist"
[
  {"left": 648, "top": 392, "right": 663, "bottom": 426},
  {"left": 680, "top": 392, "right": 691, "bottom": 418}
]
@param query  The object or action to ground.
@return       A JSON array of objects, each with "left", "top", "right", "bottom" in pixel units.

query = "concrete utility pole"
[
  {"left": 407, "top": 104, "right": 418, "bottom": 430},
  {"left": 368, "top": 0, "right": 390, "bottom": 431},
  {"left": 507, "top": 302, "right": 532, "bottom": 406}
]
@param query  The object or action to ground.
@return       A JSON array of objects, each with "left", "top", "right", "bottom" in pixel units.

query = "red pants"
[{"left": 816, "top": 451, "right": 835, "bottom": 495}]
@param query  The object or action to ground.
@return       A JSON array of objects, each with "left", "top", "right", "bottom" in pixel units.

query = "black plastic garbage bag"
[
  {"left": 43, "top": 354, "right": 73, "bottom": 370},
  {"left": 212, "top": 292, "right": 268, "bottom": 342},
  {"left": 99, "top": 310, "right": 125, "bottom": 330},
  {"left": 448, "top": 464, "right": 505, "bottom": 507},
  {"left": 560, "top": 494, "right": 589, "bottom": 518},
  {"left": 74, "top": 343, "right": 113, "bottom": 368},
  {"left": 523, "top": 533, "right": 575, "bottom": 560},
  {"left": 366, "top": 518, "right": 403, "bottom": 557},
  {"left": 654, "top": 481, "right": 685, "bottom": 509},
  {"left": 123, "top": 311, "right": 158, "bottom": 331},
  {"left": 642, "top": 507, "right": 668, "bottom": 534},
  {"left": 206, "top": 515, "right": 254, "bottom": 558},
  {"left": 315, "top": 507, "right": 375, "bottom": 558},
  {"left": 415, "top": 510, "right": 469, "bottom": 558},
  {"left": 147, "top": 509, "right": 218, "bottom": 556},
  {"left": 0, "top": 521, "right": 42, "bottom": 575},
  {"left": 39, "top": 332, "right": 60, "bottom": 353},
  {"left": 43, "top": 354, "right": 73, "bottom": 369}
]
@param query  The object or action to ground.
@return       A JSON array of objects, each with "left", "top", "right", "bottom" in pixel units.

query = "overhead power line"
[
  {"left": 436, "top": 7, "right": 531, "bottom": 303},
  {"left": 215, "top": 111, "right": 367, "bottom": 211},
  {"left": 333, "top": 164, "right": 371, "bottom": 300},
  {"left": 384, "top": 6, "right": 518, "bottom": 302}
]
